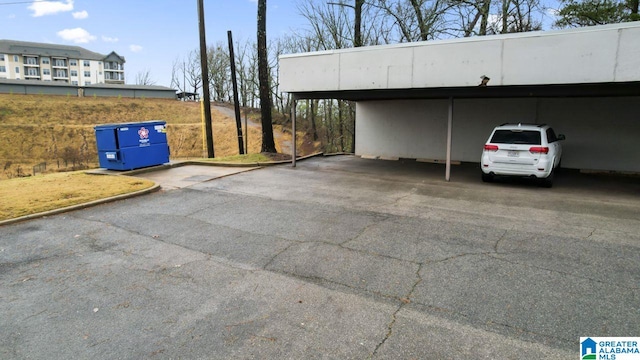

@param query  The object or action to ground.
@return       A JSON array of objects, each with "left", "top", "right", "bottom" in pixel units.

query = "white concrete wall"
[
  {"left": 356, "top": 97, "right": 640, "bottom": 172},
  {"left": 356, "top": 100, "right": 449, "bottom": 159},
  {"left": 281, "top": 23, "right": 640, "bottom": 91}
]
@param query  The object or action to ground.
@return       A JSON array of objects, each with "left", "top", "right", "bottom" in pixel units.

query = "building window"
[
  {"left": 71, "top": 81, "right": 78, "bottom": 85},
  {"left": 85, "top": 81, "right": 91, "bottom": 85},
  {"left": 0, "top": 55, "right": 4, "bottom": 61},
  {"left": 55, "top": 69, "right": 66, "bottom": 78},
  {"left": 83, "top": 60, "right": 90, "bottom": 67},
  {"left": 0, "top": 66, "right": 5, "bottom": 72},
  {"left": 26, "top": 57, "right": 38, "bottom": 65},
  {"left": 43, "top": 69, "right": 50, "bottom": 75},
  {"left": 70, "top": 70, "right": 78, "bottom": 77},
  {"left": 27, "top": 68, "right": 39, "bottom": 76},
  {"left": 14, "top": 55, "right": 19, "bottom": 62},
  {"left": 42, "top": 57, "right": 50, "bottom": 64},
  {"left": 84, "top": 71, "right": 90, "bottom": 77},
  {"left": 54, "top": 59, "right": 66, "bottom": 67},
  {"left": 70, "top": 60, "right": 77, "bottom": 66},
  {"left": 15, "top": 67, "right": 19, "bottom": 74}
]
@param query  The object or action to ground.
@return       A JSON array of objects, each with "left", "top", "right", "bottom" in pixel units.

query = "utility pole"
[
  {"left": 197, "top": 0, "right": 214, "bottom": 158},
  {"left": 227, "top": 30, "right": 245, "bottom": 155}
]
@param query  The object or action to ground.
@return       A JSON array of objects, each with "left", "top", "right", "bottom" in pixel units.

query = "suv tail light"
[
  {"left": 484, "top": 144, "right": 499, "bottom": 151},
  {"left": 529, "top": 146, "right": 549, "bottom": 154}
]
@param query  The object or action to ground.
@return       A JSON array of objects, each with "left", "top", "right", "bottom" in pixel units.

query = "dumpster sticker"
[
  {"left": 138, "top": 127, "right": 150, "bottom": 146},
  {"left": 154, "top": 124, "right": 166, "bottom": 133}
]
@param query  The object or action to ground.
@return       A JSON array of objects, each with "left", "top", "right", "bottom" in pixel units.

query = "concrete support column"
[
  {"left": 291, "top": 97, "right": 297, "bottom": 167},
  {"left": 446, "top": 97, "right": 453, "bottom": 181}
]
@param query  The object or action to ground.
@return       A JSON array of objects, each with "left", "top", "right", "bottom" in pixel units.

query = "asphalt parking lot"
[{"left": 1, "top": 155, "right": 639, "bottom": 359}]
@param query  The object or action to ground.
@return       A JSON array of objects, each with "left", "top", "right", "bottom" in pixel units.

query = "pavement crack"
[
  {"left": 494, "top": 229, "right": 509, "bottom": 253},
  {"left": 340, "top": 219, "right": 385, "bottom": 247},
  {"left": 585, "top": 228, "right": 596, "bottom": 240},
  {"left": 262, "top": 241, "right": 299, "bottom": 270},
  {"left": 372, "top": 263, "right": 423, "bottom": 357},
  {"left": 427, "top": 252, "right": 493, "bottom": 265}
]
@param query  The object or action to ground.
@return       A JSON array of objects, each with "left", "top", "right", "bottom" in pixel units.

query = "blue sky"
[{"left": 1, "top": 0, "right": 306, "bottom": 87}]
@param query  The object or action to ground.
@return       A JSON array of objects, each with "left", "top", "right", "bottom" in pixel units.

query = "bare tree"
[
  {"left": 170, "top": 57, "right": 186, "bottom": 93},
  {"left": 135, "top": 69, "right": 156, "bottom": 86},
  {"left": 234, "top": 39, "right": 254, "bottom": 108},
  {"left": 207, "top": 42, "right": 231, "bottom": 102},
  {"left": 185, "top": 49, "right": 203, "bottom": 95},
  {"left": 368, "top": 0, "right": 451, "bottom": 41}
]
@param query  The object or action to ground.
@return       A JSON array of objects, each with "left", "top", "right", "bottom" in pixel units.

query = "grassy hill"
[{"left": 0, "top": 94, "right": 300, "bottom": 180}]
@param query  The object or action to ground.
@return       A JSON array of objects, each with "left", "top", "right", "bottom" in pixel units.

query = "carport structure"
[{"left": 280, "top": 23, "right": 640, "bottom": 180}]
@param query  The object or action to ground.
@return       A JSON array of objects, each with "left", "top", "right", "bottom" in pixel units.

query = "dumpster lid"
[{"left": 94, "top": 120, "right": 166, "bottom": 130}]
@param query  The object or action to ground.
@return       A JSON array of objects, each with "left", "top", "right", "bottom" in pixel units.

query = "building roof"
[
  {"left": 84, "top": 83, "right": 174, "bottom": 91},
  {"left": 0, "top": 39, "right": 124, "bottom": 63},
  {"left": 0, "top": 79, "right": 174, "bottom": 92}
]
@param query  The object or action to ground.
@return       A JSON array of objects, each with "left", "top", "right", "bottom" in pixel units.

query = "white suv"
[{"left": 481, "top": 123, "right": 565, "bottom": 187}]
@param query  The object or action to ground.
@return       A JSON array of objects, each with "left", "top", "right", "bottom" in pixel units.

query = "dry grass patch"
[{"left": 0, "top": 172, "right": 155, "bottom": 221}]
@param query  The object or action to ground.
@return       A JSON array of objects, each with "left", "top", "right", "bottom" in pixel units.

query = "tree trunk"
[
  {"left": 257, "top": 0, "right": 277, "bottom": 153},
  {"left": 354, "top": 0, "right": 364, "bottom": 47}
]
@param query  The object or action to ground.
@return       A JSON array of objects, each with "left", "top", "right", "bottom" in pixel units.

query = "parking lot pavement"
[
  {"left": 2, "top": 155, "right": 638, "bottom": 359},
  {"left": 133, "top": 164, "right": 261, "bottom": 189}
]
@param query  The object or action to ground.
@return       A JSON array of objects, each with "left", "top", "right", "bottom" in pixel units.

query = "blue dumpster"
[{"left": 94, "top": 120, "right": 170, "bottom": 170}]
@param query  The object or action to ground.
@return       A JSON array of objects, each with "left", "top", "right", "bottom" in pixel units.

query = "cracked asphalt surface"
[{"left": 2, "top": 155, "right": 639, "bottom": 359}]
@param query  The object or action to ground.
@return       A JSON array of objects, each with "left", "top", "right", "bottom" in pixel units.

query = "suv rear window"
[{"left": 490, "top": 130, "right": 541, "bottom": 145}]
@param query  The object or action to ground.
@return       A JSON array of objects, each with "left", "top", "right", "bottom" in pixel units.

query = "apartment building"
[{"left": 0, "top": 40, "right": 125, "bottom": 85}]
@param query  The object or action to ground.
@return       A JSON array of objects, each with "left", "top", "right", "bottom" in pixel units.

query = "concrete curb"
[
  {"left": 0, "top": 182, "right": 161, "bottom": 227},
  {"left": 105, "top": 152, "right": 326, "bottom": 176}
]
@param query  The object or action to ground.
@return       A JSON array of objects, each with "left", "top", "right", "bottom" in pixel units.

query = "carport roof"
[{"left": 280, "top": 23, "right": 640, "bottom": 101}]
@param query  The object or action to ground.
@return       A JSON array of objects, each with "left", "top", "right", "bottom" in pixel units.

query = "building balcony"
[{"left": 104, "top": 63, "right": 124, "bottom": 71}]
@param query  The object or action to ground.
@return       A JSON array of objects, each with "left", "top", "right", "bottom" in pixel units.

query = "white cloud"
[
  {"left": 72, "top": 10, "right": 88, "bottom": 19},
  {"left": 8, "top": 14, "right": 16, "bottom": 19},
  {"left": 28, "top": 0, "right": 74, "bottom": 17},
  {"left": 57, "top": 28, "right": 96, "bottom": 44},
  {"left": 129, "top": 44, "right": 143, "bottom": 53},
  {"left": 102, "top": 36, "right": 119, "bottom": 43}
]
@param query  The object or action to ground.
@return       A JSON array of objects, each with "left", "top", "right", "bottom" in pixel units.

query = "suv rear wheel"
[
  {"left": 539, "top": 169, "right": 554, "bottom": 188},
  {"left": 481, "top": 172, "right": 494, "bottom": 183}
]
